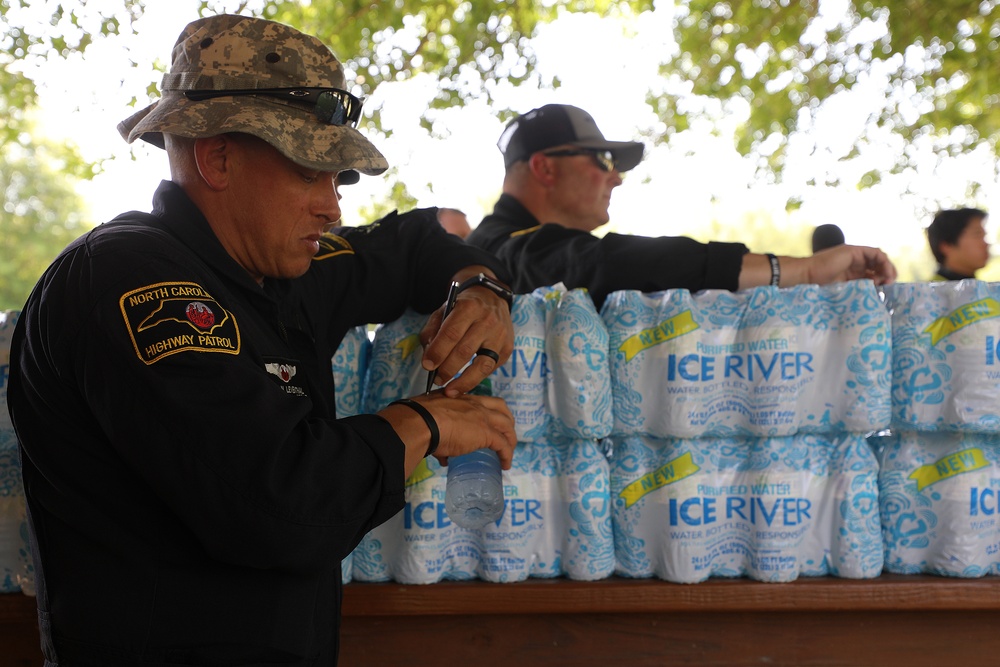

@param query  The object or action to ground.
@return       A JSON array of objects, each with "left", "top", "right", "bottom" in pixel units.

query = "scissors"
[{"left": 425, "top": 280, "right": 461, "bottom": 394}]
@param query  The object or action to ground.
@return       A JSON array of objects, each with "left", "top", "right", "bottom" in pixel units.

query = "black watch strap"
[{"left": 455, "top": 273, "right": 513, "bottom": 311}]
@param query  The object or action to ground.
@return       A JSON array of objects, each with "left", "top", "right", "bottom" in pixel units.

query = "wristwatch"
[{"left": 456, "top": 273, "right": 514, "bottom": 311}]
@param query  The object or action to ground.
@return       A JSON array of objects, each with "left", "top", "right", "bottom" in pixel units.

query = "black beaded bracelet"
[
  {"left": 390, "top": 399, "right": 440, "bottom": 458},
  {"left": 765, "top": 253, "right": 781, "bottom": 287}
]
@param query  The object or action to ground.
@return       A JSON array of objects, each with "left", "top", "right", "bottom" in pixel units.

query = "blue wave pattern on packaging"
[
  {"left": 352, "top": 438, "right": 613, "bottom": 584},
  {"left": 885, "top": 280, "right": 1000, "bottom": 432},
  {"left": 330, "top": 325, "right": 372, "bottom": 584},
  {"left": 601, "top": 281, "right": 891, "bottom": 438},
  {"left": 0, "top": 310, "right": 34, "bottom": 594},
  {"left": 361, "top": 311, "right": 430, "bottom": 413},
  {"left": 491, "top": 292, "right": 549, "bottom": 442},
  {"left": 491, "top": 287, "right": 612, "bottom": 442},
  {"left": 331, "top": 325, "right": 371, "bottom": 420},
  {"left": 610, "top": 433, "right": 883, "bottom": 583},
  {"left": 875, "top": 431, "right": 1000, "bottom": 577},
  {"left": 353, "top": 309, "right": 433, "bottom": 583},
  {"left": 542, "top": 287, "right": 613, "bottom": 440}
]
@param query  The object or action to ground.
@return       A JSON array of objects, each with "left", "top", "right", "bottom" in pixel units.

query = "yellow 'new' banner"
[
  {"left": 405, "top": 459, "right": 435, "bottom": 488},
  {"left": 908, "top": 447, "right": 988, "bottom": 491},
  {"left": 396, "top": 333, "right": 421, "bottom": 360},
  {"left": 923, "top": 298, "right": 1000, "bottom": 346},
  {"left": 618, "top": 311, "right": 700, "bottom": 362},
  {"left": 619, "top": 452, "right": 700, "bottom": 508}
]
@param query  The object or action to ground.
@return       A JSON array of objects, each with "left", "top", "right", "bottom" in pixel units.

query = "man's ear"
[
  {"left": 193, "top": 135, "right": 234, "bottom": 191},
  {"left": 527, "top": 152, "right": 558, "bottom": 187},
  {"left": 938, "top": 240, "right": 956, "bottom": 262}
]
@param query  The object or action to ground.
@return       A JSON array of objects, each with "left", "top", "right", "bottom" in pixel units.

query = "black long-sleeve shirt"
[
  {"left": 8, "top": 181, "right": 507, "bottom": 666},
  {"left": 466, "top": 194, "right": 749, "bottom": 310}
]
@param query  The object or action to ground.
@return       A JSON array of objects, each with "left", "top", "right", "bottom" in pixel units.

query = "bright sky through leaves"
[{"left": 22, "top": 0, "right": 1000, "bottom": 282}]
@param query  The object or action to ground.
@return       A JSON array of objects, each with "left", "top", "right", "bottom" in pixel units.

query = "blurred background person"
[
  {"left": 812, "top": 223, "right": 845, "bottom": 253},
  {"left": 926, "top": 208, "right": 990, "bottom": 281},
  {"left": 438, "top": 207, "right": 472, "bottom": 239}
]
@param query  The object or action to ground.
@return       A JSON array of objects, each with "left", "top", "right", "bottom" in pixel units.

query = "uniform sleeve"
[
  {"left": 15, "top": 242, "right": 406, "bottom": 574},
  {"left": 497, "top": 224, "right": 749, "bottom": 308},
  {"left": 320, "top": 208, "right": 510, "bottom": 326}
]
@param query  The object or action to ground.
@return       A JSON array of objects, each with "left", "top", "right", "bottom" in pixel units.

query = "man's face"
[
  {"left": 544, "top": 147, "right": 623, "bottom": 232},
  {"left": 943, "top": 218, "right": 990, "bottom": 275},
  {"left": 220, "top": 135, "right": 343, "bottom": 282}
]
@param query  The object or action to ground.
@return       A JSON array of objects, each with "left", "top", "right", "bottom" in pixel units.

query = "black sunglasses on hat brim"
[{"left": 184, "top": 87, "right": 364, "bottom": 127}]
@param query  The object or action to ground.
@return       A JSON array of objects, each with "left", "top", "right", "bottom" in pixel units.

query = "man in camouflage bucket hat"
[
  {"left": 9, "top": 13, "right": 516, "bottom": 666},
  {"left": 119, "top": 13, "right": 386, "bottom": 182}
]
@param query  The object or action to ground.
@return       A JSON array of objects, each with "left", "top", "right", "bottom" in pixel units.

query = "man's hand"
[
  {"left": 380, "top": 392, "right": 517, "bottom": 480},
  {"left": 419, "top": 267, "right": 514, "bottom": 396},
  {"left": 805, "top": 245, "right": 897, "bottom": 286}
]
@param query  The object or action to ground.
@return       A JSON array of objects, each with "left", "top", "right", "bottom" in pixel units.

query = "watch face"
[
  {"left": 481, "top": 276, "right": 513, "bottom": 304},
  {"left": 459, "top": 274, "right": 513, "bottom": 308}
]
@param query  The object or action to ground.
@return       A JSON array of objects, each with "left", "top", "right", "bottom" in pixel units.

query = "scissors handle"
[{"left": 425, "top": 280, "right": 461, "bottom": 394}]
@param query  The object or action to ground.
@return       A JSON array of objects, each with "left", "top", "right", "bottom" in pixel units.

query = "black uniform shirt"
[
  {"left": 8, "top": 181, "right": 507, "bottom": 666},
  {"left": 932, "top": 266, "right": 976, "bottom": 281},
  {"left": 466, "top": 194, "right": 750, "bottom": 310}
]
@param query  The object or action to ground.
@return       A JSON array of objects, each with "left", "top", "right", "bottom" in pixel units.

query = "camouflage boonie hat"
[{"left": 118, "top": 14, "right": 387, "bottom": 181}]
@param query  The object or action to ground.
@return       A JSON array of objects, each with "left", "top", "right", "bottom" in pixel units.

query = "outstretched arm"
[{"left": 738, "top": 245, "right": 897, "bottom": 289}]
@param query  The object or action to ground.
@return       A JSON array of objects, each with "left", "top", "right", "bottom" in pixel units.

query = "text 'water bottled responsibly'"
[{"left": 445, "top": 380, "right": 504, "bottom": 529}]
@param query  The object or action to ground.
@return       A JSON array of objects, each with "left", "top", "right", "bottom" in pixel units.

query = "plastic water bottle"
[
  {"left": 445, "top": 380, "right": 505, "bottom": 529},
  {"left": 446, "top": 448, "right": 504, "bottom": 529}
]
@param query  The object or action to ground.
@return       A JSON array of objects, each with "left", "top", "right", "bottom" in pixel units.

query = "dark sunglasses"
[
  {"left": 184, "top": 87, "right": 363, "bottom": 127},
  {"left": 541, "top": 148, "right": 618, "bottom": 172}
]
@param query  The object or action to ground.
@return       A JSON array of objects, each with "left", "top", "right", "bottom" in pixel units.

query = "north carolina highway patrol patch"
[{"left": 120, "top": 282, "right": 241, "bottom": 365}]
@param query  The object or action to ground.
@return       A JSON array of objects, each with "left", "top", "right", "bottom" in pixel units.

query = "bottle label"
[
  {"left": 611, "top": 433, "right": 883, "bottom": 583},
  {"left": 603, "top": 282, "right": 891, "bottom": 438},
  {"left": 877, "top": 431, "right": 1000, "bottom": 576}
]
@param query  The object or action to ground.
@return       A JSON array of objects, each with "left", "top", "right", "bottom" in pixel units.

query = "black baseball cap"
[{"left": 497, "top": 104, "right": 645, "bottom": 172}]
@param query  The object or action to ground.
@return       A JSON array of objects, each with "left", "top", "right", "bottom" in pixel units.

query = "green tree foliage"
[
  {"left": 1, "top": 0, "right": 142, "bottom": 142},
  {"left": 350, "top": 168, "right": 420, "bottom": 225},
  {"left": 256, "top": 0, "right": 653, "bottom": 117},
  {"left": 1, "top": 0, "right": 144, "bottom": 309},
  {"left": 659, "top": 0, "right": 1000, "bottom": 184},
  {"left": 0, "top": 137, "right": 93, "bottom": 310},
  {"left": 3, "top": 0, "right": 999, "bottom": 311}
]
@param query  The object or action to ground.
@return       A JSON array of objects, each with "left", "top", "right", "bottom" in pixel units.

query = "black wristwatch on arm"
[{"left": 455, "top": 272, "right": 513, "bottom": 311}]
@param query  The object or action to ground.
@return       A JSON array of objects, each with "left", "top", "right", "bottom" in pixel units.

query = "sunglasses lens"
[
  {"left": 315, "top": 91, "right": 350, "bottom": 125},
  {"left": 315, "top": 91, "right": 363, "bottom": 126},
  {"left": 540, "top": 148, "right": 618, "bottom": 172},
  {"left": 594, "top": 151, "right": 615, "bottom": 172}
]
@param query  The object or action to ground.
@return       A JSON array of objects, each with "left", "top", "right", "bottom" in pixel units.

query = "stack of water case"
[
  {"left": 878, "top": 280, "right": 1000, "bottom": 577},
  {"left": 351, "top": 285, "right": 615, "bottom": 583},
  {"left": 601, "top": 280, "right": 889, "bottom": 583},
  {"left": 330, "top": 325, "right": 372, "bottom": 584}
]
